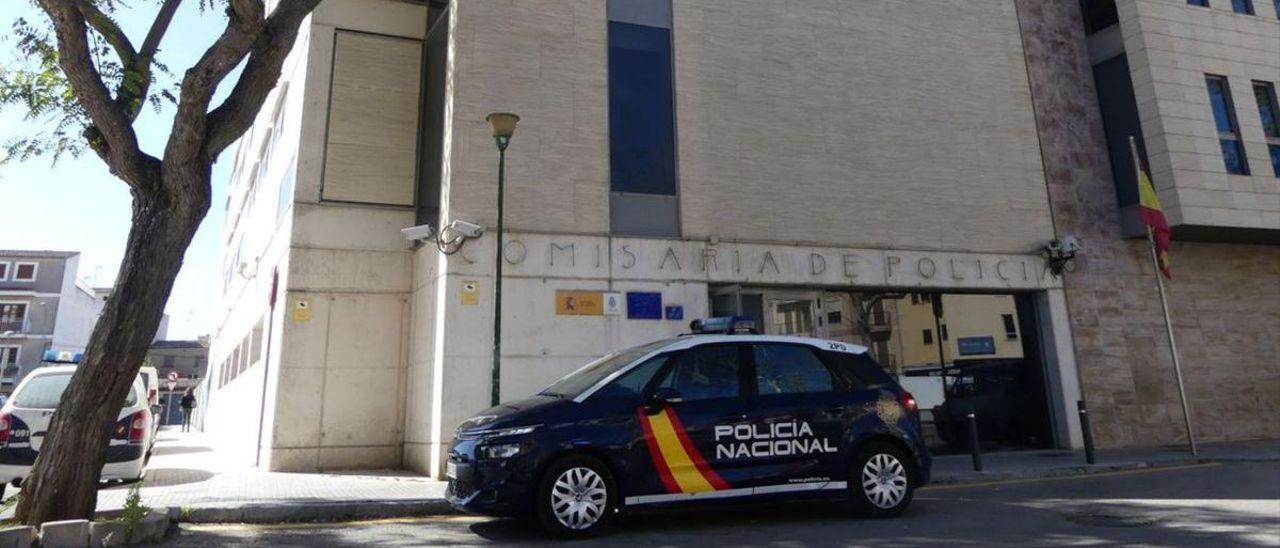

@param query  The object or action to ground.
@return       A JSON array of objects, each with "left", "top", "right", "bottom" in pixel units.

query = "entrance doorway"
[{"left": 710, "top": 286, "right": 1057, "bottom": 452}]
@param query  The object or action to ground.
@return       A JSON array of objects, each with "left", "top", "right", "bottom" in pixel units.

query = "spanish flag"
[{"left": 1131, "top": 138, "right": 1172, "bottom": 279}]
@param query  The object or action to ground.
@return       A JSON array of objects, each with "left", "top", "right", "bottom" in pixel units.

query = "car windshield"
[
  {"left": 540, "top": 338, "right": 677, "bottom": 399},
  {"left": 14, "top": 373, "right": 138, "bottom": 409}
]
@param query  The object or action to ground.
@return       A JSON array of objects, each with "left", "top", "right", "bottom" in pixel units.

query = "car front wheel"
[
  {"left": 534, "top": 454, "right": 616, "bottom": 538},
  {"left": 848, "top": 441, "right": 916, "bottom": 518}
]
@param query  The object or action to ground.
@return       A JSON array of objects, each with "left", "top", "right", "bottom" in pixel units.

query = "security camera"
[
  {"left": 1061, "top": 235, "right": 1083, "bottom": 254},
  {"left": 400, "top": 224, "right": 436, "bottom": 242},
  {"left": 444, "top": 220, "right": 485, "bottom": 239}
]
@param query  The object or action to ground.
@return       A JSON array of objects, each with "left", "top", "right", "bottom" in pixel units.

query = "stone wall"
[{"left": 1016, "top": 0, "right": 1280, "bottom": 447}]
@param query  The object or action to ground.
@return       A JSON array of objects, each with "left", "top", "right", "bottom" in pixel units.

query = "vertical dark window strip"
[
  {"left": 1206, "top": 75, "right": 1250, "bottom": 175},
  {"left": 1253, "top": 81, "right": 1280, "bottom": 177},
  {"left": 1231, "top": 0, "right": 1254, "bottom": 13},
  {"left": 416, "top": 2, "right": 449, "bottom": 226},
  {"left": 1187, "top": 0, "right": 1209, "bottom": 7},
  {"left": 607, "top": 21, "right": 676, "bottom": 195}
]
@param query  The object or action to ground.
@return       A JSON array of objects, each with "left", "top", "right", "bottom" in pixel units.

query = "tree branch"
[
  {"left": 35, "top": 0, "right": 160, "bottom": 191},
  {"left": 116, "top": 0, "right": 183, "bottom": 121},
  {"left": 75, "top": 0, "right": 137, "bottom": 67},
  {"left": 163, "top": 0, "right": 265, "bottom": 172},
  {"left": 204, "top": 0, "right": 321, "bottom": 158}
]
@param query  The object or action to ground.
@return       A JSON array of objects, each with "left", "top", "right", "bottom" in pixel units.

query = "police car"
[
  {"left": 0, "top": 366, "right": 153, "bottom": 497},
  {"left": 446, "top": 317, "right": 931, "bottom": 537}
]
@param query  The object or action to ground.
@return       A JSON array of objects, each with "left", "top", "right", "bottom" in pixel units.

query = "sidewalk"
[
  {"left": 1, "top": 427, "right": 449, "bottom": 524},
  {"left": 931, "top": 439, "right": 1280, "bottom": 484},
  {"left": 3, "top": 429, "right": 1276, "bottom": 524}
]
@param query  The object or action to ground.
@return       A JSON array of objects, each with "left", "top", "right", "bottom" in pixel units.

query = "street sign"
[
  {"left": 166, "top": 371, "right": 179, "bottom": 382},
  {"left": 166, "top": 381, "right": 177, "bottom": 391}
]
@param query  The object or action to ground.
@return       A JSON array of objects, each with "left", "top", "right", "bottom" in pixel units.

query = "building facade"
[
  {"left": 0, "top": 250, "right": 104, "bottom": 395},
  {"left": 146, "top": 339, "right": 210, "bottom": 425},
  {"left": 206, "top": 0, "right": 1279, "bottom": 474}
]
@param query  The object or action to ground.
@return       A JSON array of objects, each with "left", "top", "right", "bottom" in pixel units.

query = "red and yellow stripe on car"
[{"left": 637, "top": 407, "right": 730, "bottom": 493}]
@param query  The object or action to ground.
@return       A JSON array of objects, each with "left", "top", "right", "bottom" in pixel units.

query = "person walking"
[{"left": 180, "top": 388, "right": 197, "bottom": 432}]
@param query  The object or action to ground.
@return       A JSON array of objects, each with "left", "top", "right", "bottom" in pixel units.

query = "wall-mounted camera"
[{"left": 1042, "top": 235, "right": 1082, "bottom": 275}]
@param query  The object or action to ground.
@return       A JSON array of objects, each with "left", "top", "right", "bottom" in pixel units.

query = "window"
[
  {"left": 753, "top": 345, "right": 836, "bottom": 395},
  {"left": 1231, "top": 0, "right": 1254, "bottom": 13},
  {"left": 940, "top": 324, "right": 949, "bottom": 341},
  {"left": 541, "top": 338, "right": 678, "bottom": 399},
  {"left": 1253, "top": 81, "right": 1280, "bottom": 177},
  {"left": 1186, "top": 0, "right": 1209, "bottom": 6},
  {"left": 593, "top": 355, "right": 670, "bottom": 400},
  {"left": 655, "top": 345, "right": 740, "bottom": 401},
  {"left": 163, "top": 355, "right": 175, "bottom": 368},
  {"left": 1206, "top": 75, "right": 1249, "bottom": 175},
  {"left": 15, "top": 373, "right": 137, "bottom": 409},
  {"left": 1002, "top": 314, "right": 1019, "bottom": 339},
  {"left": 1080, "top": 0, "right": 1119, "bottom": 34},
  {"left": 0, "top": 303, "right": 27, "bottom": 331},
  {"left": 0, "top": 262, "right": 8, "bottom": 281},
  {"left": 0, "top": 346, "right": 18, "bottom": 380},
  {"left": 13, "top": 263, "right": 37, "bottom": 282},
  {"left": 922, "top": 329, "right": 934, "bottom": 345},
  {"left": 607, "top": 0, "right": 679, "bottom": 236},
  {"left": 1275, "top": 0, "right": 1280, "bottom": 19}
]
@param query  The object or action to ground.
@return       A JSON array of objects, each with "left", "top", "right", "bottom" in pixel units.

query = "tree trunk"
[{"left": 15, "top": 169, "right": 208, "bottom": 525}]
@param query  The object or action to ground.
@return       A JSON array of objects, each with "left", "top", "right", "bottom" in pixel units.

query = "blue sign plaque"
[
  {"left": 957, "top": 336, "right": 997, "bottom": 356},
  {"left": 626, "top": 292, "right": 663, "bottom": 319},
  {"left": 664, "top": 305, "right": 684, "bottom": 320}
]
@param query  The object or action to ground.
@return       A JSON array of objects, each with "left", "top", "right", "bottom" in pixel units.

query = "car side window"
[
  {"left": 592, "top": 355, "right": 670, "bottom": 400},
  {"left": 654, "top": 345, "right": 740, "bottom": 401},
  {"left": 753, "top": 344, "right": 837, "bottom": 395}
]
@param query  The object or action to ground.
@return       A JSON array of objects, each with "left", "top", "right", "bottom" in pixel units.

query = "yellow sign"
[
  {"left": 555, "top": 290, "right": 604, "bottom": 316},
  {"left": 461, "top": 280, "right": 479, "bottom": 305},
  {"left": 292, "top": 299, "right": 312, "bottom": 322}
]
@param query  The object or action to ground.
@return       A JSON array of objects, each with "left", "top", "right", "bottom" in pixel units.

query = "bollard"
[
  {"left": 966, "top": 406, "right": 983, "bottom": 472},
  {"left": 1077, "top": 400, "right": 1096, "bottom": 465}
]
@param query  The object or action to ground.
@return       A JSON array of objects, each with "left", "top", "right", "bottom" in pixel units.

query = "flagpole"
[
  {"left": 1145, "top": 227, "right": 1196, "bottom": 457},
  {"left": 1130, "top": 135, "right": 1197, "bottom": 456}
]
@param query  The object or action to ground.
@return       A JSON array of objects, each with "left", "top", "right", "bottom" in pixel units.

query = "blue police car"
[{"left": 446, "top": 317, "right": 931, "bottom": 538}]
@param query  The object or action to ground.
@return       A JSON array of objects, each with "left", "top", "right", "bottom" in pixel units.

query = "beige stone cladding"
[
  {"left": 1119, "top": 0, "right": 1280, "bottom": 229},
  {"left": 444, "top": 0, "right": 1054, "bottom": 253},
  {"left": 1017, "top": 0, "right": 1280, "bottom": 448}
]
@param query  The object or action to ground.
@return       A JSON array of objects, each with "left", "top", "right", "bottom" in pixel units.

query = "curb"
[
  {"left": 927, "top": 457, "right": 1218, "bottom": 486},
  {"left": 158, "top": 499, "right": 459, "bottom": 524}
]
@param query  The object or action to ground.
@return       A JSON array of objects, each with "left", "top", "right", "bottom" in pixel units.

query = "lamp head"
[{"left": 486, "top": 112, "right": 520, "bottom": 151}]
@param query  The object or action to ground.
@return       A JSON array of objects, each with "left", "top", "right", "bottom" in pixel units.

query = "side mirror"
[{"left": 643, "top": 388, "right": 683, "bottom": 414}]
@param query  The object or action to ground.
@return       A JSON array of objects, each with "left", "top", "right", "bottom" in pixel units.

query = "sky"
[{"left": 0, "top": 1, "right": 241, "bottom": 340}]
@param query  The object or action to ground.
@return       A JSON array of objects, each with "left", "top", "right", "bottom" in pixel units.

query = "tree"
[{"left": 0, "top": 0, "right": 321, "bottom": 525}]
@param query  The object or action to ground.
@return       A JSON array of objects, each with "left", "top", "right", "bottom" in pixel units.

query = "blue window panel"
[
  {"left": 1231, "top": 0, "right": 1254, "bottom": 13},
  {"left": 1220, "top": 140, "right": 1249, "bottom": 175},
  {"left": 1255, "top": 82, "right": 1280, "bottom": 139},
  {"left": 608, "top": 21, "right": 677, "bottom": 196},
  {"left": 1269, "top": 145, "right": 1280, "bottom": 177},
  {"left": 1187, "top": 0, "right": 1209, "bottom": 6},
  {"left": 1207, "top": 78, "right": 1234, "bottom": 133}
]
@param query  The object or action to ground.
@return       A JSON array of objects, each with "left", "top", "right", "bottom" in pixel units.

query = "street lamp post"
[{"left": 486, "top": 112, "right": 519, "bottom": 407}]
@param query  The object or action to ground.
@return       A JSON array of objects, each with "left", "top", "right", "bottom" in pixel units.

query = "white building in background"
[
  {"left": 205, "top": 0, "right": 1280, "bottom": 476},
  {"left": 0, "top": 250, "right": 103, "bottom": 394}
]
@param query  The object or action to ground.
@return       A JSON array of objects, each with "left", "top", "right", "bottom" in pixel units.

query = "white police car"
[
  {"left": 447, "top": 317, "right": 931, "bottom": 538},
  {"left": 0, "top": 366, "right": 153, "bottom": 497}
]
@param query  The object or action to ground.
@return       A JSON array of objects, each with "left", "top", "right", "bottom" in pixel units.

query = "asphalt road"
[{"left": 176, "top": 462, "right": 1280, "bottom": 547}]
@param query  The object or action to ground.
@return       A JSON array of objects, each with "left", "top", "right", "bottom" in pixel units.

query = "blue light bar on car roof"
[
  {"left": 42, "top": 350, "right": 83, "bottom": 364},
  {"left": 689, "top": 316, "right": 756, "bottom": 334}
]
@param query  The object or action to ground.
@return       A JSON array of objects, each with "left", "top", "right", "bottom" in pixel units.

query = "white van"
[{"left": 0, "top": 366, "right": 153, "bottom": 497}]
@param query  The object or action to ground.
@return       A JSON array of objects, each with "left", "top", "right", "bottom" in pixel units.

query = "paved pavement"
[
  {"left": 0, "top": 427, "right": 1274, "bottom": 525},
  {"left": 174, "top": 461, "right": 1280, "bottom": 546},
  {"left": 0, "top": 428, "right": 446, "bottom": 522}
]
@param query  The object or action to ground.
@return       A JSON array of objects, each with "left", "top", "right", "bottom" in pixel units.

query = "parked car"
[
  {"left": 0, "top": 366, "right": 153, "bottom": 497},
  {"left": 446, "top": 317, "right": 931, "bottom": 538}
]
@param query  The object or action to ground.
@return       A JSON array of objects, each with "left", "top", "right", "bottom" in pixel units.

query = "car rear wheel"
[
  {"left": 848, "top": 441, "right": 915, "bottom": 518},
  {"left": 534, "top": 454, "right": 616, "bottom": 538}
]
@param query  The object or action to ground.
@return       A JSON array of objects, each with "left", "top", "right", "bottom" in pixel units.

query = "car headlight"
[
  {"left": 479, "top": 443, "right": 523, "bottom": 460},
  {"left": 482, "top": 424, "right": 540, "bottom": 438}
]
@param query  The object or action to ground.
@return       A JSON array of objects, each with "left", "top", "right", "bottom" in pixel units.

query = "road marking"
[{"left": 921, "top": 462, "right": 1221, "bottom": 492}]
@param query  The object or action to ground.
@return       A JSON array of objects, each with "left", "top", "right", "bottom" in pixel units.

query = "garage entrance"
[{"left": 710, "top": 286, "right": 1057, "bottom": 453}]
